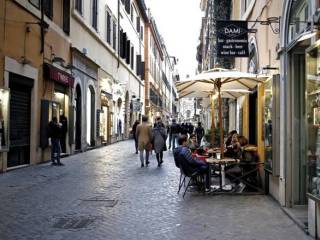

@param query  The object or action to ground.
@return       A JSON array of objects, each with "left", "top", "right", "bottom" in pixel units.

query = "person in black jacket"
[
  {"left": 59, "top": 114, "right": 68, "bottom": 153},
  {"left": 169, "top": 119, "right": 180, "bottom": 150},
  {"left": 195, "top": 122, "right": 205, "bottom": 146},
  {"left": 48, "top": 117, "right": 63, "bottom": 166},
  {"left": 132, "top": 120, "right": 140, "bottom": 154}
]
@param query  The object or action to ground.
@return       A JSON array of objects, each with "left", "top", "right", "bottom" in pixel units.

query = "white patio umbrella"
[{"left": 176, "top": 68, "right": 267, "bottom": 158}]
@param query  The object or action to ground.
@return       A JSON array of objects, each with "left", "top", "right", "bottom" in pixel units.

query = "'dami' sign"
[{"left": 216, "top": 20, "right": 249, "bottom": 57}]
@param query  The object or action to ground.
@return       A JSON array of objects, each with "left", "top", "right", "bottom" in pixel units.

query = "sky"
[{"left": 144, "top": 0, "right": 203, "bottom": 78}]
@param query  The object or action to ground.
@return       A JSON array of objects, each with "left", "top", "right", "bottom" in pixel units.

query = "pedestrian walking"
[
  {"left": 195, "top": 122, "right": 205, "bottom": 146},
  {"left": 132, "top": 120, "right": 140, "bottom": 154},
  {"left": 152, "top": 117, "right": 167, "bottom": 167},
  {"left": 48, "top": 117, "right": 63, "bottom": 166},
  {"left": 168, "top": 119, "right": 180, "bottom": 150},
  {"left": 136, "top": 116, "right": 152, "bottom": 167}
]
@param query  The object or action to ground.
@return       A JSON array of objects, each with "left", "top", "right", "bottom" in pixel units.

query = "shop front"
[
  {"left": 41, "top": 63, "right": 74, "bottom": 157},
  {"left": 100, "top": 91, "right": 112, "bottom": 145}
]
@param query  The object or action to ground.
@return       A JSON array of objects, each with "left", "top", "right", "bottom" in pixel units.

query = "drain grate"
[
  {"left": 53, "top": 216, "right": 95, "bottom": 229},
  {"left": 53, "top": 217, "right": 94, "bottom": 229},
  {"left": 81, "top": 197, "right": 118, "bottom": 207}
]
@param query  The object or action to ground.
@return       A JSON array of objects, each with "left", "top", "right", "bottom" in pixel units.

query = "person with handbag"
[
  {"left": 136, "top": 116, "right": 152, "bottom": 167},
  {"left": 152, "top": 117, "right": 168, "bottom": 167}
]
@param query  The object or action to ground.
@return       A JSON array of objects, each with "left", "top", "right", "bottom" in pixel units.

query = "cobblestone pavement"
[{"left": 0, "top": 141, "right": 311, "bottom": 240}]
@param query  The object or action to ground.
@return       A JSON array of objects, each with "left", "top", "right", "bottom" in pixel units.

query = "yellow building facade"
[{"left": 0, "top": 0, "right": 72, "bottom": 171}]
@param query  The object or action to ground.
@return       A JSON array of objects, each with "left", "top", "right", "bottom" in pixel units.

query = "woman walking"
[
  {"left": 152, "top": 117, "right": 167, "bottom": 167},
  {"left": 136, "top": 116, "right": 152, "bottom": 167}
]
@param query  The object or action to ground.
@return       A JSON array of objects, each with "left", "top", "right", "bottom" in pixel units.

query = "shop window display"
[
  {"left": 306, "top": 41, "right": 320, "bottom": 197},
  {"left": 264, "top": 80, "right": 273, "bottom": 172},
  {"left": 0, "top": 89, "right": 10, "bottom": 151}
]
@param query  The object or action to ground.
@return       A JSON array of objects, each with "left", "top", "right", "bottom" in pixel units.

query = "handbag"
[{"left": 146, "top": 142, "right": 153, "bottom": 151}]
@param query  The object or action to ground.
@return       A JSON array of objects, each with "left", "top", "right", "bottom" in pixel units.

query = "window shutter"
[
  {"left": 75, "top": 0, "right": 82, "bottom": 14},
  {"left": 43, "top": 0, "right": 53, "bottom": 19},
  {"left": 125, "top": 0, "right": 131, "bottom": 14},
  {"left": 120, "top": 31, "right": 127, "bottom": 59},
  {"left": 92, "top": 0, "right": 98, "bottom": 30},
  {"left": 63, "top": 0, "right": 70, "bottom": 34},
  {"left": 141, "top": 61, "right": 145, "bottom": 80},
  {"left": 130, "top": 46, "right": 134, "bottom": 69},
  {"left": 126, "top": 40, "right": 130, "bottom": 64},
  {"left": 136, "top": 55, "right": 141, "bottom": 76},
  {"left": 140, "top": 26, "right": 143, "bottom": 40},
  {"left": 107, "top": 12, "right": 111, "bottom": 44},
  {"left": 112, "top": 20, "right": 117, "bottom": 50},
  {"left": 136, "top": 17, "right": 140, "bottom": 33}
]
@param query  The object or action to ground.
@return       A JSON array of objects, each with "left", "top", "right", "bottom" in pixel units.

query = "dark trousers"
[
  {"left": 60, "top": 134, "right": 67, "bottom": 153},
  {"left": 134, "top": 137, "right": 138, "bottom": 152},
  {"left": 156, "top": 152, "right": 163, "bottom": 163},
  {"left": 51, "top": 138, "right": 61, "bottom": 164},
  {"left": 197, "top": 136, "right": 203, "bottom": 146},
  {"left": 197, "top": 165, "right": 210, "bottom": 188}
]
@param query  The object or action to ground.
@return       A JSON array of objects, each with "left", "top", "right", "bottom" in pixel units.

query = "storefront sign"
[
  {"left": 44, "top": 63, "right": 74, "bottom": 87},
  {"left": 132, "top": 101, "right": 142, "bottom": 112},
  {"left": 216, "top": 20, "right": 249, "bottom": 57}
]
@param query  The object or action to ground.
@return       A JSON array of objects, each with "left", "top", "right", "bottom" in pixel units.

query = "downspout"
[{"left": 40, "top": 0, "right": 45, "bottom": 54}]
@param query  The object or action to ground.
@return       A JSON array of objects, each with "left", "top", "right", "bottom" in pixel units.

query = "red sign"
[{"left": 44, "top": 63, "right": 74, "bottom": 87}]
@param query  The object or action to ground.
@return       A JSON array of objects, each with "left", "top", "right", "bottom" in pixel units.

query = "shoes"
[
  {"left": 141, "top": 163, "right": 144, "bottom": 168},
  {"left": 160, "top": 160, "right": 163, "bottom": 165},
  {"left": 146, "top": 161, "right": 150, "bottom": 166},
  {"left": 237, "top": 182, "right": 246, "bottom": 193},
  {"left": 57, "top": 163, "right": 64, "bottom": 166},
  {"left": 51, "top": 162, "right": 57, "bottom": 166},
  {"left": 135, "top": 151, "right": 138, "bottom": 154}
]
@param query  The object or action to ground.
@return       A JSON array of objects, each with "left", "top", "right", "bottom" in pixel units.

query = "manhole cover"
[
  {"left": 81, "top": 197, "right": 118, "bottom": 207},
  {"left": 53, "top": 217, "right": 95, "bottom": 229}
]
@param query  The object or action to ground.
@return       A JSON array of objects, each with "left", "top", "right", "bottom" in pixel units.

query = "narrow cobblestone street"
[{"left": 0, "top": 141, "right": 311, "bottom": 240}]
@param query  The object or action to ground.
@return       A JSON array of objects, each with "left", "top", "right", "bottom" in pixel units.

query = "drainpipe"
[
  {"left": 117, "top": 0, "right": 120, "bottom": 68},
  {"left": 40, "top": 0, "right": 45, "bottom": 54}
]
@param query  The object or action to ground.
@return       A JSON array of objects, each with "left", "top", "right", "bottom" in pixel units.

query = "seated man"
[{"left": 174, "top": 135, "right": 210, "bottom": 190}]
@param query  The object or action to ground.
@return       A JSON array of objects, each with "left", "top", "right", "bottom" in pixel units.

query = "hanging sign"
[{"left": 216, "top": 20, "right": 249, "bottom": 57}]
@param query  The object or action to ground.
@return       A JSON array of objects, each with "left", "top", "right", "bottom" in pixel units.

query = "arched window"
[{"left": 248, "top": 40, "right": 258, "bottom": 74}]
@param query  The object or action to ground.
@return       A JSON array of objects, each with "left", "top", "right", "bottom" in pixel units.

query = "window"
[
  {"left": 140, "top": 26, "right": 143, "bottom": 40},
  {"left": 130, "top": 4, "right": 134, "bottom": 22},
  {"left": 241, "top": 0, "right": 253, "bottom": 16},
  {"left": 63, "top": 0, "right": 70, "bottom": 34},
  {"left": 125, "top": 0, "right": 130, "bottom": 14},
  {"left": 112, "top": 20, "right": 117, "bottom": 50},
  {"left": 75, "top": 0, "right": 82, "bottom": 14},
  {"left": 92, "top": 0, "right": 98, "bottom": 30},
  {"left": 130, "top": 47, "right": 134, "bottom": 70},
  {"left": 29, "top": 0, "right": 40, "bottom": 9},
  {"left": 136, "top": 16, "right": 140, "bottom": 33},
  {"left": 288, "top": 0, "right": 309, "bottom": 43},
  {"left": 106, "top": 11, "right": 111, "bottom": 44},
  {"left": 121, "top": 0, "right": 125, "bottom": 4},
  {"left": 43, "top": 0, "right": 53, "bottom": 19}
]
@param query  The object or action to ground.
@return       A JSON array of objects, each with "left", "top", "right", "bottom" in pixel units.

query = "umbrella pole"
[
  {"left": 217, "top": 80, "right": 224, "bottom": 158},
  {"left": 210, "top": 94, "right": 215, "bottom": 146}
]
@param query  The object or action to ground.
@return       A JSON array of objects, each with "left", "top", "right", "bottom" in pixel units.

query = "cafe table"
[{"left": 205, "top": 157, "right": 240, "bottom": 191}]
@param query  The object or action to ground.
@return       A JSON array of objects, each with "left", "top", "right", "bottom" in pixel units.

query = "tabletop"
[{"left": 205, "top": 157, "right": 239, "bottom": 164}]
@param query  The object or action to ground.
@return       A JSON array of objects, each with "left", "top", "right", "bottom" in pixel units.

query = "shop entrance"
[
  {"left": 8, "top": 73, "right": 32, "bottom": 168},
  {"left": 86, "top": 86, "right": 95, "bottom": 147},
  {"left": 290, "top": 52, "right": 307, "bottom": 206},
  {"left": 75, "top": 84, "right": 82, "bottom": 150}
]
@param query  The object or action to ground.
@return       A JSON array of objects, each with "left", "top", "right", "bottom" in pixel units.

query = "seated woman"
[
  {"left": 188, "top": 133, "right": 200, "bottom": 153},
  {"left": 225, "top": 133, "right": 241, "bottom": 158}
]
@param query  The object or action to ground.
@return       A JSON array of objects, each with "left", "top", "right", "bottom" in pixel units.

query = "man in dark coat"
[
  {"left": 48, "top": 117, "right": 63, "bottom": 166},
  {"left": 169, "top": 119, "right": 180, "bottom": 150},
  {"left": 59, "top": 114, "right": 68, "bottom": 153},
  {"left": 132, "top": 120, "right": 140, "bottom": 154},
  {"left": 195, "top": 122, "right": 205, "bottom": 146}
]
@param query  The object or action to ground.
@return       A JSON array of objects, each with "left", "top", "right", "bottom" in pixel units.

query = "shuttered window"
[
  {"left": 140, "top": 26, "right": 143, "bottom": 40},
  {"left": 43, "top": 0, "right": 53, "bottom": 19},
  {"left": 92, "top": 0, "right": 98, "bottom": 30},
  {"left": 136, "top": 55, "right": 141, "bottom": 76},
  {"left": 136, "top": 16, "right": 140, "bottom": 33},
  {"left": 106, "top": 12, "right": 111, "bottom": 44},
  {"left": 126, "top": 40, "right": 131, "bottom": 64},
  {"left": 113, "top": 20, "right": 117, "bottom": 50},
  {"left": 75, "top": 0, "right": 82, "bottom": 14},
  {"left": 63, "top": 0, "right": 70, "bottom": 34},
  {"left": 125, "top": 0, "right": 130, "bottom": 14},
  {"left": 130, "top": 46, "right": 134, "bottom": 70}
]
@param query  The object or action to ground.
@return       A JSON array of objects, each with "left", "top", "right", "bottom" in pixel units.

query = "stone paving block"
[{"left": 0, "top": 141, "right": 312, "bottom": 240}]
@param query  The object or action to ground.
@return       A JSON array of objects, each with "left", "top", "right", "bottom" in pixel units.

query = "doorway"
[
  {"left": 249, "top": 91, "right": 257, "bottom": 145},
  {"left": 75, "top": 84, "right": 82, "bottom": 150},
  {"left": 86, "top": 86, "right": 95, "bottom": 147},
  {"left": 8, "top": 73, "right": 32, "bottom": 168},
  {"left": 291, "top": 53, "right": 307, "bottom": 205}
]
